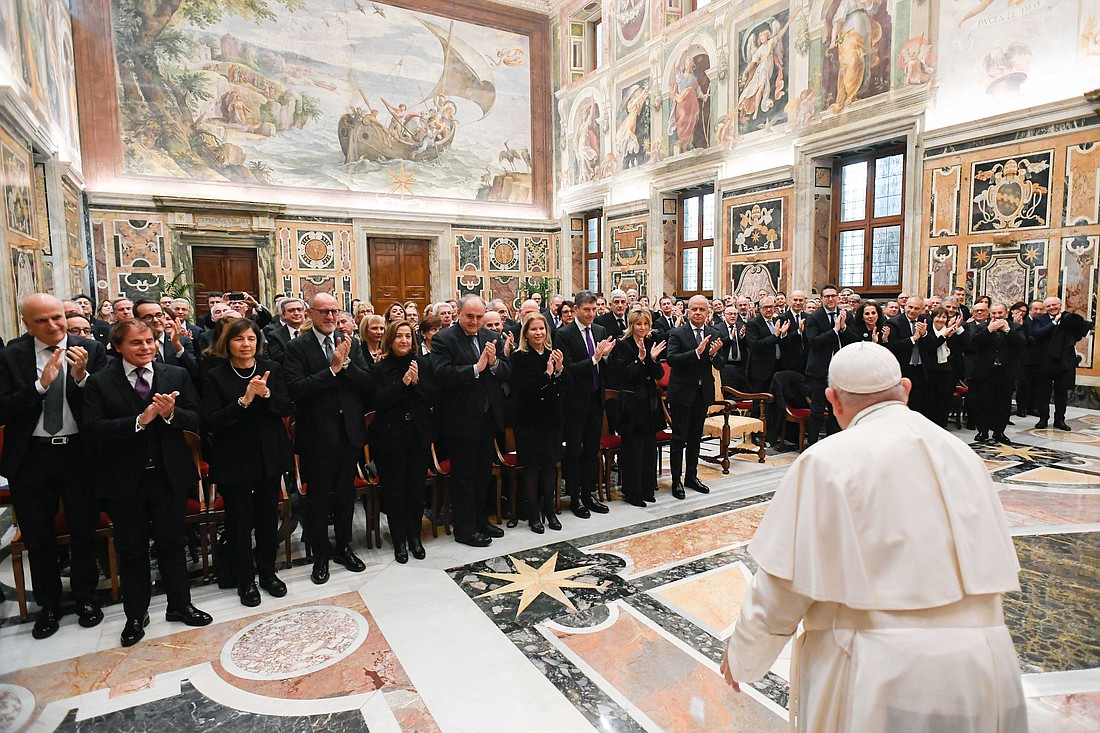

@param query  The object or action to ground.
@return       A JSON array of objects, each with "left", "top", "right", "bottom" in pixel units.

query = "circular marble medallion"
[
  {"left": 0, "top": 684, "right": 35, "bottom": 733},
  {"left": 1028, "top": 428, "right": 1094, "bottom": 443},
  {"left": 220, "top": 606, "right": 369, "bottom": 681}
]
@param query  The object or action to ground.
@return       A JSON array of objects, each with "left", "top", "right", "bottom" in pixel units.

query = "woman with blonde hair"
[
  {"left": 509, "top": 312, "right": 570, "bottom": 532},
  {"left": 359, "top": 313, "right": 386, "bottom": 364}
]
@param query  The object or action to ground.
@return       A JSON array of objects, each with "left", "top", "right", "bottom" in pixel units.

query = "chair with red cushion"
[
  {"left": 357, "top": 413, "right": 383, "bottom": 549},
  {"left": 597, "top": 390, "right": 622, "bottom": 501},
  {"left": 183, "top": 431, "right": 225, "bottom": 581},
  {"left": 428, "top": 444, "right": 453, "bottom": 537},
  {"left": 495, "top": 427, "right": 524, "bottom": 527},
  {"left": 783, "top": 404, "right": 812, "bottom": 452},
  {"left": 952, "top": 382, "right": 969, "bottom": 429}
]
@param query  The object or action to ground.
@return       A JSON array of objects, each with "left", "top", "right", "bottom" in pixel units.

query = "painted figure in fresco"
[
  {"left": 737, "top": 17, "right": 791, "bottom": 124},
  {"left": 616, "top": 83, "right": 649, "bottom": 169},
  {"left": 899, "top": 36, "right": 935, "bottom": 86},
  {"left": 573, "top": 100, "right": 601, "bottom": 183},
  {"left": 823, "top": 0, "right": 892, "bottom": 114},
  {"left": 669, "top": 54, "right": 710, "bottom": 154},
  {"left": 493, "top": 48, "right": 525, "bottom": 67},
  {"left": 784, "top": 87, "right": 817, "bottom": 127}
]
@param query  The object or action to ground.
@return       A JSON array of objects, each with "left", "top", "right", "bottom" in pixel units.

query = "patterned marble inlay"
[
  {"left": 999, "top": 489, "right": 1100, "bottom": 528},
  {"left": 1004, "top": 533, "right": 1100, "bottom": 674},
  {"left": 221, "top": 606, "right": 369, "bottom": 681},
  {"left": 0, "top": 684, "right": 34, "bottom": 733},
  {"left": 1027, "top": 690, "right": 1100, "bottom": 733},
  {"left": 649, "top": 563, "right": 751, "bottom": 639},
  {"left": 585, "top": 502, "right": 769, "bottom": 576}
]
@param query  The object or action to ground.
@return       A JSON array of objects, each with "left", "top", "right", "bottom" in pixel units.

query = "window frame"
[
  {"left": 677, "top": 187, "right": 715, "bottom": 298},
  {"left": 584, "top": 212, "right": 604, "bottom": 294},
  {"left": 830, "top": 146, "right": 906, "bottom": 296}
]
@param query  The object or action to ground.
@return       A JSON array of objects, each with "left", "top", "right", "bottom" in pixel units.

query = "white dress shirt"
[{"left": 32, "top": 336, "right": 81, "bottom": 436}]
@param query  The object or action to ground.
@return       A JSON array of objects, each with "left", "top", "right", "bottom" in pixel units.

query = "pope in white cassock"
[{"left": 721, "top": 342, "right": 1027, "bottom": 732}]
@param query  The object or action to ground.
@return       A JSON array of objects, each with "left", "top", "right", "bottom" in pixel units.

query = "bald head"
[
  {"left": 687, "top": 295, "right": 710, "bottom": 327},
  {"left": 21, "top": 294, "right": 67, "bottom": 346},
  {"left": 309, "top": 293, "right": 339, "bottom": 335}
]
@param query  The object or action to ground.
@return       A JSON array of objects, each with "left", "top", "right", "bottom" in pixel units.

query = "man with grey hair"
[
  {"left": 1028, "top": 295, "right": 1093, "bottom": 430},
  {"left": 596, "top": 289, "right": 629, "bottom": 338},
  {"left": 264, "top": 297, "right": 306, "bottom": 364},
  {"left": 432, "top": 295, "right": 512, "bottom": 545},
  {"left": 507, "top": 298, "right": 543, "bottom": 341},
  {"left": 433, "top": 301, "right": 454, "bottom": 329},
  {"left": 544, "top": 294, "right": 564, "bottom": 327},
  {"left": 722, "top": 342, "right": 1026, "bottom": 732}
]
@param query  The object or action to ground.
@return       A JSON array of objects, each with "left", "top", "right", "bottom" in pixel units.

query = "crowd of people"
[{"left": 0, "top": 283, "right": 1089, "bottom": 648}]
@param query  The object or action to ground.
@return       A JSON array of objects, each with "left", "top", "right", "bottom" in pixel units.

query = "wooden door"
[
  {"left": 192, "top": 246, "right": 260, "bottom": 316},
  {"left": 369, "top": 239, "right": 431, "bottom": 315}
]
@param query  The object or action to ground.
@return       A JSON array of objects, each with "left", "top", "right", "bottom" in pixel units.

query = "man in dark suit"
[
  {"left": 744, "top": 296, "right": 788, "bottom": 394},
  {"left": 285, "top": 293, "right": 374, "bottom": 582},
  {"left": 665, "top": 295, "right": 726, "bottom": 498},
  {"left": 169, "top": 298, "right": 203, "bottom": 341},
  {"left": 505, "top": 299, "right": 544, "bottom": 343},
  {"left": 1016, "top": 300, "right": 1046, "bottom": 417},
  {"left": 775, "top": 290, "right": 808, "bottom": 373},
  {"left": 804, "top": 285, "right": 859, "bottom": 444},
  {"left": 196, "top": 291, "right": 224, "bottom": 331},
  {"left": 652, "top": 296, "right": 676, "bottom": 338},
  {"left": 0, "top": 294, "right": 108, "bottom": 639},
  {"left": 263, "top": 297, "right": 307, "bottom": 364},
  {"left": 83, "top": 319, "right": 212, "bottom": 647},
  {"left": 952, "top": 286, "right": 972, "bottom": 321},
  {"left": 714, "top": 305, "right": 748, "bottom": 390},
  {"left": 432, "top": 295, "right": 512, "bottom": 545},
  {"left": 1028, "top": 296, "right": 1094, "bottom": 430},
  {"left": 886, "top": 296, "right": 930, "bottom": 416},
  {"left": 595, "top": 289, "right": 629, "bottom": 339},
  {"left": 965, "top": 302, "right": 1025, "bottom": 443},
  {"left": 74, "top": 293, "right": 110, "bottom": 344},
  {"left": 557, "top": 290, "right": 616, "bottom": 517},
  {"left": 133, "top": 300, "right": 200, "bottom": 385}
]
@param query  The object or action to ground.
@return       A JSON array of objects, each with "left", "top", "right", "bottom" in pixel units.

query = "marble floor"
[{"left": 1, "top": 409, "right": 1098, "bottom": 732}]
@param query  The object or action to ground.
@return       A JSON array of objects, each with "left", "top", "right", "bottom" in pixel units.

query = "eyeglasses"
[
  {"left": 138, "top": 312, "right": 165, "bottom": 321},
  {"left": 312, "top": 308, "right": 339, "bottom": 316},
  {"left": 67, "top": 327, "right": 93, "bottom": 335}
]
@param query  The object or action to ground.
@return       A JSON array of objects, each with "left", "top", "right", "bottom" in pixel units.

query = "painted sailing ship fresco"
[{"left": 109, "top": 0, "right": 532, "bottom": 203}]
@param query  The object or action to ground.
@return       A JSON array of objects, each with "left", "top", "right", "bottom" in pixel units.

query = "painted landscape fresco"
[{"left": 110, "top": 0, "right": 533, "bottom": 203}]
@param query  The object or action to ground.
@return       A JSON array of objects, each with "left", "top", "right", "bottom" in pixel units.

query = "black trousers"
[
  {"left": 901, "top": 365, "right": 927, "bottom": 415},
  {"left": 807, "top": 375, "right": 839, "bottom": 444},
  {"left": 11, "top": 440, "right": 99, "bottom": 610},
  {"left": 301, "top": 437, "right": 358, "bottom": 562},
  {"left": 375, "top": 444, "right": 429, "bottom": 547},
  {"left": 220, "top": 476, "right": 280, "bottom": 585},
  {"left": 1036, "top": 368, "right": 1072, "bottom": 424},
  {"left": 1015, "top": 369, "right": 1041, "bottom": 415},
  {"left": 563, "top": 391, "right": 602, "bottom": 499},
  {"left": 447, "top": 410, "right": 495, "bottom": 538},
  {"left": 926, "top": 368, "right": 956, "bottom": 428},
  {"left": 110, "top": 468, "right": 190, "bottom": 619},
  {"left": 620, "top": 427, "right": 657, "bottom": 501},
  {"left": 970, "top": 371, "right": 1014, "bottom": 434},
  {"left": 669, "top": 393, "right": 707, "bottom": 481}
]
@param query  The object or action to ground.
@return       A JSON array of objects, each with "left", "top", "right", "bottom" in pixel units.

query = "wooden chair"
[
  {"left": 721, "top": 385, "right": 772, "bottom": 464},
  {"left": 183, "top": 431, "right": 225, "bottom": 581},
  {"left": 428, "top": 444, "right": 453, "bottom": 537},
  {"left": 699, "top": 369, "right": 768, "bottom": 472},
  {"left": 598, "top": 390, "right": 622, "bottom": 502},
  {"left": 783, "top": 404, "right": 811, "bottom": 452},
  {"left": 952, "top": 381, "right": 969, "bottom": 429},
  {"left": 356, "top": 413, "right": 383, "bottom": 549},
  {"left": 0, "top": 427, "right": 10, "bottom": 508},
  {"left": 495, "top": 427, "right": 524, "bottom": 527},
  {"left": 9, "top": 508, "right": 119, "bottom": 621}
]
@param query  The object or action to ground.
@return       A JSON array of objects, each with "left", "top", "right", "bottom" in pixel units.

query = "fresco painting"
[
  {"left": 2, "top": 140, "right": 35, "bottom": 242},
  {"left": 110, "top": 0, "right": 533, "bottom": 203},
  {"left": 572, "top": 97, "right": 602, "bottom": 184},
  {"left": 614, "top": 0, "right": 650, "bottom": 58},
  {"left": 736, "top": 10, "right": 791, "bottom": 135},
  {"left": 821, "top": 0, "right": 893, "bottom": 113},
  {"left": 615, "top": 78, "right": 651, "bottom": 170},
  {"left": 667, "top": 48, "right": 712, "bottom": 155}
]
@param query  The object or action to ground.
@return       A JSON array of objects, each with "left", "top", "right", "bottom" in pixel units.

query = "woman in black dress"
[
  {"left": 368, "top": 320, "right": 437, "bottom": 563},
  {"left": 848, "top": 300, "right": 890, "bottom": 343},
  {"left": 202, "top": 318, "right": 294, "bottom": 606},
  {"left": 510, "top": 312, "right": 569, "bottom": 533},
  {"left": 610, "top": 309, "right": 666, "bottom": 506}
]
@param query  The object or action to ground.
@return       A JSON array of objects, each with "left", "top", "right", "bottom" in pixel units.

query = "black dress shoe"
[
  {"left": 332, "top": 546, "right": 366, "bottom": 572},
  {"left": 1054, "top": 421, "right": 1072, "bottom": 431},
  {"left": 165, "top": 604, "right": 212, "bottom": 627},
  {"left": 685, "top": 477, "right": 710, "bottom": 494},
  {"left": 479, "top": 524, "right": 505, "bottom": 538},
  {"left": 259, "top": 573, "right": 288, "bottom": 597},
  {"left": 625, "top": 497, "right": 647, "bottom": 507},
  {"left": 238, "top": 582, "right": 261, "bottom": 607},
  {"left": 671, "top": 481, "right": 686, "bottom": 500},
  {"left": 32, "top": 609, "right": 61, "bottom": 639},
  {"left": 529, "top": 519, "right": 545, "bottom": 534},
  {"left": 1035, "top": 420, "right": 1048, "bottom": 429},
  {"left": 583, "top": 497, "right": 609, "bottom": 514},
  {"left": 311, "top": 561, "right": 330, "bottom": 585},
  {"left": 642, "top": 494, "right": 656, "bottom": 502},
  {"left": 545, "top": 511, "right": 562, "bottom": 531},
  {"left": 455, "top": 532, "right": 492, "bottom": 547},
  {"left": 993, "top": 433, "right": 1013, "bottom": 445},
  {"left": 1016, "top": 411, "right": 1027, "bottom": 418},
  {"left": 974, "top": 432, "right": 989, "bottom": 443},
  {"left": 120, "top": 614, "right": 149, "bottom": 647},
  {"left": 570, "top": 504, "right": 591, "bottom": 519},
  {"left": 394, "top": 543, "right": 409, "bottom": 564},
  {"left": 76, "top": 601, "right": 104, "bottom": 629},
  {"left": 408, "top": 536, "right": 426, "bottom": 560}
]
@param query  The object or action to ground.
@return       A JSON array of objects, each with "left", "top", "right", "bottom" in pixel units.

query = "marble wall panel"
[
  {"left": 929, "top": 165, "right": 961, "bottom": 238},
  {"left": 723, "top": 186, "right": 792, "bottom": 297},
  {"left": 927, "top": 244, "right": 957, "bottom": 302},
  {"left": 967, "top": 240, "right": 1046, "bottom": 306},
  {"left": 732, "top": 260, "right": 782, "bottom": 300},
  {"left": 1060, "top": 235, "right": 1099, "bottom": 368},
  {"left": 1064, "top": 141, "right": 1100, "bottom": 226},
  {"left": 969, "top": 151, "right": 1053, "bottom": 234},
  {"left": 452, "top": 228, "right": 557, "bottom": 302}
]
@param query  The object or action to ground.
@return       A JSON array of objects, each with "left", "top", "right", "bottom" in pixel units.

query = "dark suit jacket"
[
  {"left": 744, "top": 314, "right": 783, "bottom": 384},
  {"left": 595, "top": 311, "right": 627, "bottom": 339},
  {"left": 965, "top": 321, "right": 1025, "bottom": 381},
  {"left": 1029, "top": 312, "right": 1093, "bottom": 372},
  {"left": 284, "top": 330, "right": 374, "bottom": 464},
  {"left": 652, "top": 313, "right": 675, "bottom": 339},
  {"left": 665, "top": 323, "right": 727, "bottom": 406},
  {"left": 775, "top": 311, "right": 807, "bottom": 372},
  {"left": 92, "top": 318, "right": 112, "bottom": 344},
  {"left": 918, "top": 323, "right": 971, "bottom": 377},
  {"left": 804, "top": 309, "right": 857, "bottom": 379},
  {"left": 887, "top": 315, "right": 932, "bottom": 373},
  {"left": 609, "top": 336, "right": 666, "bottom": 435},
  {"left": 0, "top": 336, "right": 107, "bottom": 476},
  {"left": 430, "top": 324, "right": 511, "bottom": 436},
  {"left": 714, "top": 317, "right": 747, "bottom": 365},
  {"left": 82, "top": 359, "right": 200, "bottom": 496},
  {"left": 201, "top": 357, "right": 294, "bottom": 483},
  {"left": 367, "top": 354, "right": 437, "bottom": 452},
  {"left": 263, "top": 323, "right": 298, "bottom": 364},
  {"left": 556, "top": 320, "right": 611, "bottom": 406}
]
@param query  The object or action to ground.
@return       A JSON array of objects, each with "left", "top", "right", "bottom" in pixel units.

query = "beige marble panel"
[{"left": 651, "top": 564, "right": 749, "bottom": 636}]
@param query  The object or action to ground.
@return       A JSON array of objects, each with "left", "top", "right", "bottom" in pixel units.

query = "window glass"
[
  {"left": 873, "top": 154, "right": 904, "bottom": 218},
  {"left": 702, "top": 192, "right": 715, "bottom": 240},
  {"left": 870, "top": 226, "right": 901, "bottom": 286},
  {"left": 838, "top": 230, "right": 864, "bottom": 287},
  {"left": 683, "top": 196, "right": 699, "bottom": 241},
  {"left": 587, "top": 217, "right": 599, "bottom": 253},
  {"left": 587, "top": 260, "right": 600, "bottom": 293},
  {"left": 682, "top": 248, "right": 698, "bottom": 291},
  {"left": 702, "top": 245, "right": 714, "bottom": 292},
  {"left": 840, "top": 160, "right": 867, "bottom": 222}
]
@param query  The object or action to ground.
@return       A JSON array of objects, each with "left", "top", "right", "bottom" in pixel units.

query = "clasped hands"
[
  {"left": 138, "top": 390, "right": 179, "bottom": 427},
  {"left": 695, "top": 334, "right": 724, "bottom": 357},
  {"left": 241, "top": 371, "right": 271, "bottom": 406},
  {"left": 39, "top": 344, "right": 90, "bottom": 388}
]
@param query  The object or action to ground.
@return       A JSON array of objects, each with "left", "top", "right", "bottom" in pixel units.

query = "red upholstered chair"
[
  {"left": 495, "top": 427, "right": 524, "bottom": 527},
  {"left": 952, "top": 382, "right": 969, "bottom": 429},
  {"left": 784, "top": 405, "right": 811, "bottom": 452},
  {"left": 10, "top": 509, "right": 118, "bottom": 621},
  {"left": 428, "top": 444, "right": 452, "bottom": 537},
  {"left": 597, "top": 390, "right": 622, "bottom": 502},
  {"left": 356, "top": 413, "right": 383, "bottom": 549},
  {"left": 183, "top": 431, "right": 225, "bottom": 581}
]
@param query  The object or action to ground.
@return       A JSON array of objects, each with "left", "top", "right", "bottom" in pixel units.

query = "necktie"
[
  {"left": 134, "top": 366, "right": 151, "bottom": 401},
  {"left": 730, "top": 325, "right": 740, "bottom": 361},
  {"left": 768, "top": 321, "right": 781, "bottom": 359},
  {"left": 585, "top": 327, "right": 598, "bottom": 390},
  {"left": 323, "top": 335, "right": 334, "bottom": 361},
  {"left": 290, "top": 329, "right": 298, "bottom": 339},
  {"left": 617, "top": 318, "right": 625, "bottom": 333},
  {"left": 471, "top": 335, "right": 481, "bottom": 360},
  {"left": 42, "top": 346, "right": 63, "bottom": 435},
  {"left": 828, "top": 311, "right": 836, "bottom": 326},
  {"left": 910, "top": 321, "right": 921, "bottom": 366},
  {"left": 695, "top": 328, "right": 703, "bottom": 345}
]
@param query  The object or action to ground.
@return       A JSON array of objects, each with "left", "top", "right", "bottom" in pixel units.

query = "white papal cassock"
[{"left": 726, "top": 400, "right": 1027, "bottom": 732}]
